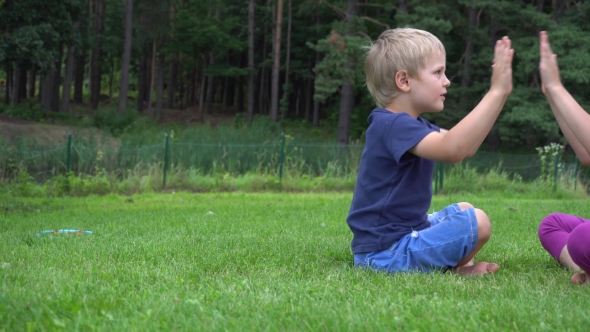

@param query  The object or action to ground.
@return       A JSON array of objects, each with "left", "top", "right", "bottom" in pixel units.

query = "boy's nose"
[{"left": 443, "top": 75, "right": 451, "bottom": 87}]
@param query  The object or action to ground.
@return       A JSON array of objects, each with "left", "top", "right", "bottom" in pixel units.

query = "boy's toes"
[
  {"left": 486, "top": 263, "right": 500, "bottom": 273},
  {"left": 570, "top": 273, "right": 588, "bottom": 285},
  {"left": 452, "top": 262, "right": 499, "bottom": 276}
]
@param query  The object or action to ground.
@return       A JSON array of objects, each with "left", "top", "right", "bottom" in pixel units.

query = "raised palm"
[{"left": 539, "top": 31, "right": 562, "bottom": 94}]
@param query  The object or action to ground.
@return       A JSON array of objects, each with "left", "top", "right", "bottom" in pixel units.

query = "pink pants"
[{"left": 538, "top": 213, "right": 590, "bottom": 273}]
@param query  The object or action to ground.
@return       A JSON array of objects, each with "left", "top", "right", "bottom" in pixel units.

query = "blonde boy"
[{"left": 347, "top": 28, "right": 513, "bottom": 276}]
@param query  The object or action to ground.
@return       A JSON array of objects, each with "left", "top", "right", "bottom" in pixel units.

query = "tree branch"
[
  {"left": 360, "top": 15, "right": 390, "bottom": 29},
  {"left": 319, "top": 0, "right": 346, "bottom": 19}
]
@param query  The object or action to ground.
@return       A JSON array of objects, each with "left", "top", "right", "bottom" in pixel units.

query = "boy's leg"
[
  {"left": 428, "top": 202, "right": 497, "bottom": 276},
  {"left": 538, "top": 213, "right": 588, "bottom": 270},
  {"left": 398, "top": 205, "right": 497, "bottom": 276},
  {"left": 450, "top": 208, "right": 498, "bottom": 276},
  {"left": 567, "top": 223, "right": 590, "bottom": 284}
]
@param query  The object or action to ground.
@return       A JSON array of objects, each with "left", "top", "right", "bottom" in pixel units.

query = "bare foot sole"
[
  {"left": 570, "top": 273, "right": 588, "bottom": 285},
  {"left": 451, "top": 262, "right": 499, "bottom": 277}
]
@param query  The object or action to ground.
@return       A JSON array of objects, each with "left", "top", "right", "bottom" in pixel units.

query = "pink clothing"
[{"left": 538, "top": 213, "right": 590, "bottom": 273}]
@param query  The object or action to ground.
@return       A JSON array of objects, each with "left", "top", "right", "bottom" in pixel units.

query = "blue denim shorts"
[{"left": 353, "top": 204, "right": 479, "bottom": 274}]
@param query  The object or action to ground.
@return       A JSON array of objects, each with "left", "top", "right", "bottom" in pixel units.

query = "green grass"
[{"left": 1, "top": 192, "right": 590, "bottom": 331}]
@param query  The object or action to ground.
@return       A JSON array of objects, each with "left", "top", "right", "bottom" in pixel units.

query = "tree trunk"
[
  {"left": 147, "top": 36, "right": 157, "bottom": 116},
  {"left": 399, "top": 0, "right": 408, "bottom": 13},
  {"left": 204, "top": 9, "right": 220, "bottom": 115},
  {"left": 247, "top": 0, "right": 256, "bottom": 123},
  {"left": 41, "top": 69, "right": 57, "bottom": 112},
  {"left": 137, "top": 53, "right": 148, "bottom": 113},
  {"left": 337, "top": 0, "right": 358, "bottom": 144},
  {"left": 270, "top": 0, "right": 284, "bottom": 122},
  {"left": 37, "top": 73, "right": 42, "bottom": 103},
  {"left": 155, "top": 53, "right": 166, "bottom": 121},
  {"left": 198, "top": 58, "right": 207, "bottom": 121},
  {"left": 553, "top": 0, "right": 565, "bottom": 22},
  {"left": 90, "top": 0, "right": 105, "bottom": 110},
  {"left": 11, "top": 67, "right": 21, "bottom": 106},
  {"left": 11, "top": 67, "right": 27, "bottom": 106},
  {"left": 305, "top": 78, "right": 312, "bottom": 122},
  {"left": 5, "top": 65, "right": 11, "bottom": 104},
  {"left": 205, "top": 52, "right": 216, "bottom": 114},
  {"left": 166, "top": 2, "right": 176, "bottom": 109},
  {"left": 51, "top": 44, "right": 64, "bottom": 112},
  {"left": 168, "top": 54, "right": 176, "bottom": 109},
  {"left": 74, "top": 0, "right": 89, "bottom": 103},
  {"left": 60, "top": 45, "right": 76, "bottom": 112},
  {"left": 459, "top": 4, "right": 477, "bottom": 112},
  {"left": 118, "top": 0, "right": 134, "bottom": 114},
  {"left": 313, "top": 51, "right": 320, "bottom": 127},
  {"left": 311, "top": 15, "right": 322, "bottom": 127},
  {"left": 258, "top": 25, "right": 268, "bottom": 116},
  {"left": 28, "top": 67, "right": 36, "bottom": 98},
  {"left": 295, "top": 81, "right": 301, "bottom": 116},
  {"left": 108, "top": 57, "right": 115, "bottom": 98},
  {"left": 74, "top": 48, "right": 86, "bottom": 103},
  {"left": 280, "top": 0, "right": 292, "bottom": 122},
  {"left": 18, "top": 68, "right": 26, "bottom": 102},
  {"left": 189, "top": 67, "right": 196, "bottom": 106},
  {"left": 224, "top": 77, "right": 235, "bottom": 109},
  {"left": 237, "top": 76, "right": 244, "bottom": 114},
  {"left": 178, "top": 54, "right": 184, "bottom": 109},
  {"left": 536, "top": 0, "right": 545, "bottom": 34}
]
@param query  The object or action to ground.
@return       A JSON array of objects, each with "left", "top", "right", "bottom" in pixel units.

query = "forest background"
[
  {"left": 1, "top": 0, "right": 590, "bottom": 195},
  {"left": 3, "top": 0, "right": 590, "bottom": 147}
]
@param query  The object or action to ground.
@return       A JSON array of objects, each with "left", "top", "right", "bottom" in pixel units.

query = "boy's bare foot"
[
  {"left": 570, "top": 273, "right": 589, "bottom": 285},
  {"left": 451, "top": 262, "right": 499, "bottom": 277}
]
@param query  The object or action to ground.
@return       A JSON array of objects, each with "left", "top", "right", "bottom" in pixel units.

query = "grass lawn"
[{"left": 1, "top": 192, "right": 589, "bottom": 331}]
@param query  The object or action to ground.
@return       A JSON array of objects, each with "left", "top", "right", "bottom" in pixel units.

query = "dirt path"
[{"left": 0, "top": 115, "right": 115, "bottom": 147}]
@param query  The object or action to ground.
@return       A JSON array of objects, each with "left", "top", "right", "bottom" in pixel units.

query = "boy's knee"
[
  {"left": 457, "top": 202, "right": 474, "bottom": 211},
  {"left": 474, "top": 208, "right": 491, "bottom": 241}
]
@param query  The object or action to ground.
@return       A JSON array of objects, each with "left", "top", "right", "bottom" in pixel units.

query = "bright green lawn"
[{"left": 1, "top": 193, "right": 589, "bottom": 331}]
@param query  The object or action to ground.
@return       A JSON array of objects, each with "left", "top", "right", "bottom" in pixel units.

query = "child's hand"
[
  {"left": 539, "top": 31, "right": 563, "bottom": 95},
  {"left": 490, "top": 36, "right": 514, "bottom": 97}
]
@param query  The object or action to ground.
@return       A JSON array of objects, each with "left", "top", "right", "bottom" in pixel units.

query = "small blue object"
[{"left": 36, "top": 229, "right": 93, "bottom": 237}]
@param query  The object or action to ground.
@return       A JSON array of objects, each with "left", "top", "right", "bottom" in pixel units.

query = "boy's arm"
[
  {"left": 410, "top": 37, "right": 514, "bottom": 164},
  {"left": 438, "top": 127, "right": 492, "bottom": 158},
  {"left": 540, "top": 31, "right": 590, "bottom": 165}
]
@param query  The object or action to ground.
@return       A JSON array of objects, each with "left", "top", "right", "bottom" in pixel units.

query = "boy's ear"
[{"left": 395, "top": 70, "right": 411, "bottom": 92}]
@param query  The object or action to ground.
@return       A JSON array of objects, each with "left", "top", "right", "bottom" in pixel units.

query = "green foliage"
[
  {"left": 536, "top": 142, "right": 564, "bottom": 183},
  {"left": 498, "top": 88, "right": 560, "bottom": 147},
  {"left": 440, "top": 162, "right": 585, "bottom": 199},
  {"left": 2, "top": 101, "right": 43, "bottom": 121},
  {"left": 308, "top": 31, "right": 369, "bottom": 103},
  {"left": 93, "top": 108, "right": 139, "bottom": 136},
  {"left": 0, "top": 0, "right": 85, "bottom": 72},
  {"left": 5, "top": 167, "right": 43, "bottom": 197}
]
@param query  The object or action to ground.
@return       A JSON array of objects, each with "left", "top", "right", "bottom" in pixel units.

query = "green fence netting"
[{"left": 1, "top": 133, "right": 586, "bottom": 192}]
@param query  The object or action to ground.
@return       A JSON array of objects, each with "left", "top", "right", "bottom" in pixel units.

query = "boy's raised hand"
[
  {"left": 490, "top": 36, "right": 514, "bottom": 97},
  {"left": 539, "top": 31, "right": 562, "bottom": 95}
]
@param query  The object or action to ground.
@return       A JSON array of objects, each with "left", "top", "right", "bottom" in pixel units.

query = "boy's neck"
[{"left": 384, "top": 97, "right": 421, "bottom": 119}]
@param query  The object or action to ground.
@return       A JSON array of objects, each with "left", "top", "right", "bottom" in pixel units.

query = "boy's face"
[{"left": 408, "top": 52, "right": 450, "bottom": 114}]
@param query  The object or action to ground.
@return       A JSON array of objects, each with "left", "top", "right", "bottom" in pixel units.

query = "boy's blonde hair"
[{"left": 365, "top": 28, "right": 446, "bottom": 108}]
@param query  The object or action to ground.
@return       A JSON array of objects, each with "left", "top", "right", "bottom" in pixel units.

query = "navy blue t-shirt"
[{"left": 347, "top": 108, "right": 440, "bottom": 254}]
